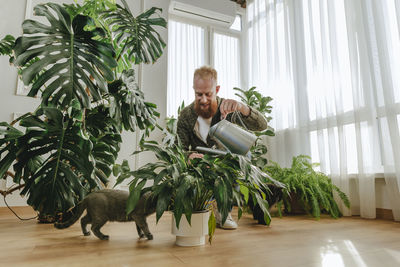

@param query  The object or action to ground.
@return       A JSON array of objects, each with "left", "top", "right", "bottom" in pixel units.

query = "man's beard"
[{"left": 194, "top": 100, "right": 218, "bottom": 119}]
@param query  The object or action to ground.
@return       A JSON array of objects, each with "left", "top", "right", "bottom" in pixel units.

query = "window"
[
  {"left": 230, "top": 14, "right": 242, "bottom": 31},
  {"left": 213, "top": 31, "right": 241, "bottom": 100},
  {"left": 247, "top": 0, "right": 400, "bottom": 176},
  {"left": 167, "top": 17, "right": 243, "bottom": 118},
  {"left": 167, "top": 21, "right": 205, "bottom": 117}
]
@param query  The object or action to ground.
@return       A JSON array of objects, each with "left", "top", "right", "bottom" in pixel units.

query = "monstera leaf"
[
  {"left": 13, "top": 3, "right": 117, "bottom": 108},
  {"left": 0, "top": 103, "right": 104, "bottom": 215},
  {"left": 102, "top": 0, "right": 167, "bottom": 66},
  {"left": 0, "top": 122, "right": 24, "bottom": 178},
  {"left": 85, "top": 104, "right": 122, "bottom": 179},
  {"left": 0, "top": 35, "right": 15, "bottom": 56},
  {"left": 108, "top": 69, "right": 159, "bottom": 135}
]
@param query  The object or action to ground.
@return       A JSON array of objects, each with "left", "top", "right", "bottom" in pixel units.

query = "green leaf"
[
  {"left": 14, "top": 3, "right": 117, "bottom": 108},
  {"left": 112, "top": 164, "right": 122, "bottom": 177},
  {"left": 156, "top": 187, "right": 171, "bottom": 224},
  {"left": 102, "top": 5, "right": 167, "bottom": 65},
  {"left": 0, "top": 34, "right": 15, "bottom": 56},
  {"left": 240, "top": 184, "right": 249, "bottom": 204},
  {"left": 208, "top": 210, "right": 216, "bottom": 244},
  {"left": 108, "top": 70, "right": 159, "bottom": 134},
  {"left": 238, "top": 207, "right": 243, "bottom": 220},
  {"left": 126, "top": 179, "right": 146, "bottom": 215},
  {"left": 254, "top": 193, "right": 272, "bottom": 226}
]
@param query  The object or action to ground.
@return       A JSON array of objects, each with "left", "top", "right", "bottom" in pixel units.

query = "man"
[{"left": 177, "top": 66, "right": 268, "bottom": 229}]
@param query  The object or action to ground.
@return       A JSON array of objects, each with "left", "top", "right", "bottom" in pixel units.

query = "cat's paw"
[
  {"left": 138, "top": 233, "right": 145, "bottom": 239},
  {"left": 100, "top": 235, "right": 109, "bottom": 240},
  {"left": 146, "top": 234, "right": 153, "bottom": 240},
  {"left": 83, "top": 231, "right": 91, "bottom": 236}
]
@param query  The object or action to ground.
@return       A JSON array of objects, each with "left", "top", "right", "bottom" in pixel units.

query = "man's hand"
[
  {"left": 189, "top": 153, "right": 204, "bottom": 160},
  {"left": 220, "top": 99, "right": 250, "bottom": 119}
]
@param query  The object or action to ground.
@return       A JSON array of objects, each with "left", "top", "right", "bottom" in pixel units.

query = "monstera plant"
[{"left": 0, "top": 0, "right": 166, "bottom": 221}]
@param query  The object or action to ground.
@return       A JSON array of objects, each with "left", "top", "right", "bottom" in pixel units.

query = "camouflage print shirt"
[{"left": 177, "top": 97, "right": 268, "bottom": 152}]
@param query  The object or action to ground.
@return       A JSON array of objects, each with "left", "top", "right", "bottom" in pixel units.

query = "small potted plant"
[{"left": 114, "top": 138, "right": 283, "bottom": 246}]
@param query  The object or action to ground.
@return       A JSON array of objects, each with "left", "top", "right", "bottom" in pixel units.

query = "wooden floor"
[{"left": 1, "top": 207, "right": 400, "bottom": 267}]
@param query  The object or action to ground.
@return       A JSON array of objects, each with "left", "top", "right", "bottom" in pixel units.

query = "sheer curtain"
[
  {"left": 213, "top": 32, "right": 241, "bottom": 100},
  {"left": 167, "top": 20, "right": 205, "bottom": 118},
  {"left": 246, "top": 0, "right": 400, "bottom": 220},
  {"left": 167, "top": 20, "right": 242, "bottom": 118}
]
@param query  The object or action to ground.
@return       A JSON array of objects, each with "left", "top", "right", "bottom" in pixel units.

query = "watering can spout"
[{"left": 209, "top": 120, "right": 257, "bottom": 156}]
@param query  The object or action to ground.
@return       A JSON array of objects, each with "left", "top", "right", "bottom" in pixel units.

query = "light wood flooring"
[{"left": 0, "top": 206, "right": 399, "bottom": 267}]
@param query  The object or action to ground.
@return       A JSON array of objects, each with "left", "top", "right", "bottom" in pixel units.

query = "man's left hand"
[{"left": 220, "top": 99, "right": 250, "bottom": 119}]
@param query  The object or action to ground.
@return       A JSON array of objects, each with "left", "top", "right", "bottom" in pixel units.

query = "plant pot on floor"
[
  {"left": 171, "top": 210, "right": 210, "bottom": 246},
  {"left": 284, "top": 193, "right": 306, "bottom": 215}
]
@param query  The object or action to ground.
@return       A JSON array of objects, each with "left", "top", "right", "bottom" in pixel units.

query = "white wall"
[
  {"left": 0, "top": 0, "right": 170, "bottom": 206},
  {"left": 0, "top": 0, "right": 41, "bottom": 206}
]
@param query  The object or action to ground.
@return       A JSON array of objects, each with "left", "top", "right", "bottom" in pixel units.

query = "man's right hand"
[{"left": 189, "top": 153, "right": 204, "bottom": 160}]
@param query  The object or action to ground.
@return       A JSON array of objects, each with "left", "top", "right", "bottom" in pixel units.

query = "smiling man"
[{"left": 176, "top": 65, "right": 268, "bottom": 229}]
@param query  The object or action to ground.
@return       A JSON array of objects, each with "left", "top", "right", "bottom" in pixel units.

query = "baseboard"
[{"left": 376, "top": 208, "right": 394, "bottom": 220}]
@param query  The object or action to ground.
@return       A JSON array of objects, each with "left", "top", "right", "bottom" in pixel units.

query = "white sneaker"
[
  {"left": 218, "top": 213, "right": 238, "bottom": 230},
  {"left": 211, "top": 201, "right": 238, "bottom": 230}
]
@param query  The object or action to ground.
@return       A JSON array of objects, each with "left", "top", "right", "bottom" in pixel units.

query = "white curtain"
[
  {"left": 213, "top": 32, "right": 241, "bottom": 100},
  {"left": 246, "top": 0, "right": 400, "bottom": 220},
  {"left": 167, "top": 20, "right": 242, "bottom": 118},
  {"left": 167, "top": 20, "right": 205, "bottom": 118}
]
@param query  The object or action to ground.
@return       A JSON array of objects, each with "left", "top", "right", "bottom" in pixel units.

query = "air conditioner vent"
[{"left": 169, "top": 0, "right": 236, "bottom": 27}]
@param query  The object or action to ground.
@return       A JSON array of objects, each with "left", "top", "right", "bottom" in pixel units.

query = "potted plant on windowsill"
[{"left": 114, "top": 137, "right": 284, "bottom": 246}]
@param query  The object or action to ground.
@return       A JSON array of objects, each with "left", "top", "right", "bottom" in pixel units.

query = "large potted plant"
[
  {"left": 0, "top": 0, "right": 166, "bottom": 222},
  {"left": 114, "top": 132, "right": 284, "bottom": 246}
]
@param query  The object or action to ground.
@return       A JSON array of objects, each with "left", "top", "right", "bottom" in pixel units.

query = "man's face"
[{"left": 193, "top": 76, "right": 220, "bottom": 118}]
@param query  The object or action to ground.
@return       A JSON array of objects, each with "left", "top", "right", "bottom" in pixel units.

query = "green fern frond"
[{"left": 266, "top": 155, "right": 351, "bottom": 219}]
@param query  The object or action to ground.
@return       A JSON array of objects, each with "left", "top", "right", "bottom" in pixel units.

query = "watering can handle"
[{"left": 229, "top": 110, "right": 249, "bottom": 131}]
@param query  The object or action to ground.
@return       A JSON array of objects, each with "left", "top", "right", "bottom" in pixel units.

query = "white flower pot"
[{"left": 171, "top": 210, "right": 210, "bottom": 246}]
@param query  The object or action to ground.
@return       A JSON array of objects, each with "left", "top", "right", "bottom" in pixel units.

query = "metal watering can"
[{"left": 196, "top": 120, "right": 257, "bottom": 156}]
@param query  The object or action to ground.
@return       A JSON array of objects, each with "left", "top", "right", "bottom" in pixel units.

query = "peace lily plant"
[
  {"left": 0, "top": 0, "right": 166, "bottom": 221},
  {"left": 114, "top": 106, "right": 285, "bottom": 243}
]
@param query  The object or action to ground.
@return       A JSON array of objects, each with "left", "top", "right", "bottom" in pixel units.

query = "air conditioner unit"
[{"left": 169, "top": 0, "right": 236, "bottom": 27}]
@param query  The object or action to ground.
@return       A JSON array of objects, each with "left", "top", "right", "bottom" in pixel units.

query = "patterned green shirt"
[{"left": 177, "top": 97, "right": 268, "bottom": 152}]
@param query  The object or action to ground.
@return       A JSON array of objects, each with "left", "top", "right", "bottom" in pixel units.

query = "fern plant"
[{"left": 265, "top": 155, "right": 350, "bottom": 219}]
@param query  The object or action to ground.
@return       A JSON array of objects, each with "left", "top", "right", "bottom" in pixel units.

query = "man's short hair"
[{"left": 193, "top": 66, "right": 218, "bottom": 84}]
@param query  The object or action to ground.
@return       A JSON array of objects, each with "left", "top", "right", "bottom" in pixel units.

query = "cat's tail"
[{"left": 54, "top": 200, "right": 87, "bottom": 229}]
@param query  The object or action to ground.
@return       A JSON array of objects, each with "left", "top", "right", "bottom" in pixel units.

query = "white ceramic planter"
[{"left": 171, "top": 210, "right": 210, "bottom": 246}]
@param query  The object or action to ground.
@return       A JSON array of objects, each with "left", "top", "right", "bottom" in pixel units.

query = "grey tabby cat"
[{"left": 55, "top": 189, "right": 156, "bottom": 240}]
